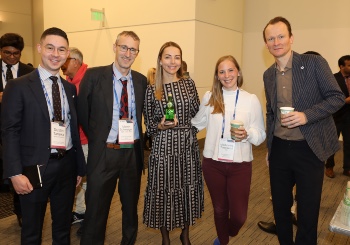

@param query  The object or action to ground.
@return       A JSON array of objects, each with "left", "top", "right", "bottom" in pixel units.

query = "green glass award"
[{"left": 164, "top": 93, "right": 175, "bottom": 125}]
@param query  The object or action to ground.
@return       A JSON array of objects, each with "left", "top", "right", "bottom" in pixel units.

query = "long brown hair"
[
  {"left": 208, "top": 55, "right": 243, "bottom": 114},
  {"left": 154, "top": 41, "right": 183, "bottom": 100}
]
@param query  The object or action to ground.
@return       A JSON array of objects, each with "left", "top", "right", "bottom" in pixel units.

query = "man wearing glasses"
[
  {"left": 0, "top": 33, "right": 34, "bottom": 227},
  {"left": 2, "top": 27, "right": 86, "bottom": 244},
  {"left": 78, "top": 31, "right": 147, "bottom": 245}
]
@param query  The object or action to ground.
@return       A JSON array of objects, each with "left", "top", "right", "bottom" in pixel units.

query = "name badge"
[
  {"left": 119, "top": 119, "right": 134, "bottom": 148},
  {"left": 217, "top": 138, "right": 235, "bottom": 162},
  {"left": 50, "top": 121, "right": 66, "bottom": 149}
]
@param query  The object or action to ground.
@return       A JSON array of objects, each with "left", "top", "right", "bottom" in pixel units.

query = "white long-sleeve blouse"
[{"left": 191, "top": 88, "right": 266, "bottom": 162}]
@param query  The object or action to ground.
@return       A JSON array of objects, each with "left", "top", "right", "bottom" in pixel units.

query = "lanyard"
[
  {"left": 1, "top": 68, "right": 5, "bottom": 82},
  {"left": 2, "top": 67, "right": 13, "bottom": 82},
  {"left": 112, "top": 72, "right": 135, "bottom": 119},
  {"left": 38, "top": 71, "right": 66, "bottom": 122},
  {"left": 221, "top": 89, "right": 239, "bottom": 138}
]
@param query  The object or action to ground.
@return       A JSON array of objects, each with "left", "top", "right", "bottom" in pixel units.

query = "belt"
[
  {"left": 106, "top": 139, "right": 139, "bottom": 150},
  {"left": 49, "top": 149, "right": 71, "bottom": 160}
]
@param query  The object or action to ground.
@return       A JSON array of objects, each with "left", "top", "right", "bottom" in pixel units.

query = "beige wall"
[
  {"left": 0, "top": 0, "right": 34, "bottom": 64},
  {"left": 32, "top": 0, "right": 43, "bottom": 67},
  {"left": 42, "top": 0, "right": 197, "bottom": 75},
  {"left": 194, "top": 0, "right": 244, "bottom": 138}
]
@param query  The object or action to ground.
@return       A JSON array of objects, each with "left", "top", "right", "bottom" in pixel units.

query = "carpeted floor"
[{"left": 0, "top": 192, "right": 14, "bottom": 219}]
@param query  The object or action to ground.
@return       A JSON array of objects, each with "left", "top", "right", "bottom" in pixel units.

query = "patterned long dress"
[{"left": 143, "top": 78, "right": 204, "bottom": 231}]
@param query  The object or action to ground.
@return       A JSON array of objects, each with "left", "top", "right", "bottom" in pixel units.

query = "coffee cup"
[
  {"left": 280, "top": 107, "right": 294, "bottom": 114},
  {"left": 280, "top": 107, "right": 294, "bottom": 127},
  {"left": 230, "top": 120, "right": 244, "bottom": 141}
]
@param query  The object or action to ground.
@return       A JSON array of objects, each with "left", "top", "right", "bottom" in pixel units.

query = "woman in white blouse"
[{"left": 192, "top": 55, "right": 266, "bottom": 245}]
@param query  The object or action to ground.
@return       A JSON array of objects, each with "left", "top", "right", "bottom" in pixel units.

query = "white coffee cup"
[
  {"left": 230, "top": 120, "right": 244, "bottom": 141},
  {"left": 280, "top": 107, "right": 294, "bottom": 114}
]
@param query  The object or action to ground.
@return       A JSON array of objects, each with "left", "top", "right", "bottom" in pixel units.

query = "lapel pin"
[{"left": 301, "top": 66, "right": 304, "bottom": 69}]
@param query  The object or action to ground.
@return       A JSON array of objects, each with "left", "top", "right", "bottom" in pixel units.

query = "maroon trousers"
[{"left": 202, "top": 157, "right": 252, "bottom": 245}]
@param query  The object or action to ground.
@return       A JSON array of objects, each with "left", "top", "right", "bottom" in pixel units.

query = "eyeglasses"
[
  {"left": 117, "top": 45, "right": 139, "bottom": 55},
  {"left": 43, "top": 45, "right": 68, "bottom": 55},
  {"left": 1, "top": 50, "right": 21, "bottom": 57}
]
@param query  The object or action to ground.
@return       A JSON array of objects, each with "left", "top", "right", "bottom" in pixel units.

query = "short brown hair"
[
  {"left": 115, "top": 31, "right": 140, "bottom": 44},
  {"left": 263, "top": 16, "right": 292, "bottom": 43}
]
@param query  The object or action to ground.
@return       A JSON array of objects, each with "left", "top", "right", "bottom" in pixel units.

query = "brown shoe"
[
  {"left": 343, "top": 170, "right": 350, "bottom": 177},
  {"left": 325, "top": 167, "right": 335, "bottom": 178}
]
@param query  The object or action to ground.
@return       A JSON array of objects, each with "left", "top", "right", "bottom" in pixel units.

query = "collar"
[
  {"left": 37, "top": 64, "right": 60, "bottom": 82},
  {"left": 112, "top": 62, "right": 131, "bottom": 81},
  {"left": 2, "top": 60, "right": 19, "bottom": 75},
  {"left": 274, "top": 51, "right": 294, "bottom": 72}
]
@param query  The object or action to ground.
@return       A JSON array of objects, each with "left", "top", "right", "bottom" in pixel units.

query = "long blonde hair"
[
  {"left": 208, "top": 55, "right": 243, "bottom": 114},
  {"left": 154, "top": 41, "right": 183, "bottom": 100},
  {"left": 147, "top": 67, "right": 156, "bottom": 86}
]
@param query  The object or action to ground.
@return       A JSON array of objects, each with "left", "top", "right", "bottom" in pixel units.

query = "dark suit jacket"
[
  {"left": 77, "top": 64, "right": 147, "bottom": 173},
  {"left": 1, "top": 69, "right": 86, "bottom": 178},
  {"left": 263, "top": 52, "right": 345, "bottom": 162},
  {"left": 0, "top": 60, "right": 34, "bottom": 92},
  {"left": 332, "top": 71, "right": 350, "bottom": 122},
  {"left": 0, "top": 60, "right": 34, "bottom": 143}
]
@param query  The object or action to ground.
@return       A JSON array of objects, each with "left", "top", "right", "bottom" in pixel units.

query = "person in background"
[
  {"left": 0, "top": 32, "right": 34, "bottom": 227},
  {"left": 325, "top": 55, "right": 350, "bottom": 178},
  {"left": 192, "top": 55, "right": 266, "bottom": 245},
  {"left": 61, "top": 47, "right": 88, "bottom": 233},
  {"left": 2, "top": 27, "right": 85, "bottom": 244},
  {"left": 143, "top": 67, "right": 155, "bottom": 150},
  {"left": 78, "top": 31, "right": 147, "bottom": 245},
  {"left": 263, "top": 16, "right": 344, "bottom": 244},
  {"left": 182, "top": 60, "right": 190, "bottom": 79},
  {"left": 143, "top": 41, "right": 203, "bottom": 245}
]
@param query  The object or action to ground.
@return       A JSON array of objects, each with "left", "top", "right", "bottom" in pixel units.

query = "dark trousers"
[
  {"left": 202, "top": 157, "right": 252, "bottom": 245},
  {"left": 20, "top": 149, "right": 77, "bottom": 245},
  {"left": 269, "top": 137, "right": 324, "bottom": 245},
  {"left": 325, "top": 115, "right": 350, "bottom": 170},
  {"left": 81, "top": 143, "right": 142, "bottom": 245}
]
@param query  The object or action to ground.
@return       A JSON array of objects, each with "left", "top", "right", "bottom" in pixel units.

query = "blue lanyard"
[
  {"left": 1, "top": 68, "right": 5, "bottom": 82},
  {"left": 112, "top": 73, "right": 135, "bottom": 119},
  {"left": 38, "top": 72, "right": 66, "bottom": 122},
  {"left": 221, "top": 89, "right": 239, "bottom": 138}
]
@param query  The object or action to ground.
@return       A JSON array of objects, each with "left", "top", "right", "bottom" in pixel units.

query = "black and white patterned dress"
[{"left": 143, "top": 78, "right": 204, "bottom": 230}]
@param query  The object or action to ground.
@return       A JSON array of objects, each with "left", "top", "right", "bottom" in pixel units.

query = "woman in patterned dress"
[{"left": 143, "top": 41, "right": 204, "bottom": 245}]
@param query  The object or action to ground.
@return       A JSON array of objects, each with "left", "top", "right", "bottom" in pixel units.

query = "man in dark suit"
[
  {"left": 78, "top": 31, "right": 147, "bottom": 245},
  {"left": 325, "top": 55, "right": 350, "bottom": 178},
  {"left": 0, "top": 33, "right": 35, "bottom": 226},
  {"left": 2, "top": 27, "right": 86, "bottom": 244},
  {"left": 263, "top": 16, "right": 344, "bottom": 244}
]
